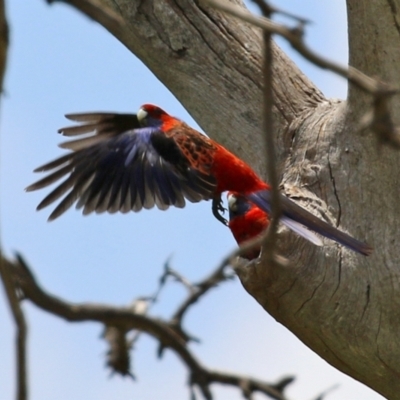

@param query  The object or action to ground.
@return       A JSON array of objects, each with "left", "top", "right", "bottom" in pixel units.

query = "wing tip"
[{"left": 47, "top": 207, "right": 64, "bottom": 221}]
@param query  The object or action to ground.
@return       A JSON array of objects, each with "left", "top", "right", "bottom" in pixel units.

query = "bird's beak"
[{"left": 137, "top": 108, "right": 148, "bottom": 122}]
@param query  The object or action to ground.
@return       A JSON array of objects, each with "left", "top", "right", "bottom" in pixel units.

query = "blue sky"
[{"left": 0, "top": 1, "right": 383, "bottom": 399}]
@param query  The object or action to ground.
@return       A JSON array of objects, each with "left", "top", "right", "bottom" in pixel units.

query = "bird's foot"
[{"left": 212, "top": 197, "right": 227, "bottom": 225}]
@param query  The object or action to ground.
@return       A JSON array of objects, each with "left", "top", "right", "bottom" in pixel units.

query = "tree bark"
[{"left": 48, "top": 0, "right": 400, "bottom": 398}]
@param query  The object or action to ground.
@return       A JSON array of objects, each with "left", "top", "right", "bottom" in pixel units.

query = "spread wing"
[{"left": 26, "top": 113, "right": 217, "bottom": 220}]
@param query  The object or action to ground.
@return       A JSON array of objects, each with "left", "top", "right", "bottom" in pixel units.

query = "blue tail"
[{"left": 247, "top": 190, "right": 372, "bottom": 256}]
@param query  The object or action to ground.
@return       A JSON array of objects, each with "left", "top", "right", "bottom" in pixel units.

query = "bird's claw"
[{"left": 212, "top": 197, "right": 228, "bottom": 226}]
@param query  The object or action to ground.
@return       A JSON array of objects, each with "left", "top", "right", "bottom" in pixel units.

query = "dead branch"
[
  {"left": 0, "top": 0, "right": 8, "bottom": 89},
  {"left": 46, "top": 0, "right": 127, "bottom": 40},
  {"left": 0, "top": 256, "right": 28, "bottom": 400},
  {"left": 169, "top": 262, "right": 234, "bottom": 327},
  {"left": 250, "top": 0, "right": 282, "bottom": 268},
  {"left": 203, "top": 0, "right": 395, "bottom": 95},
  {"left": 6, "top": 253, "right": 298, "bottom": 400},
  {"left": 0, "top": 3, "right": 24, "bottom": 399},
  {"left": 203, "top": 0, "right": 400, "bottom": 148}
]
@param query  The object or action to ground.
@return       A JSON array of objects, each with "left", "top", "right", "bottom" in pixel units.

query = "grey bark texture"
[{"left": 46, "top": 0, "right": 400, "bottom": 398}]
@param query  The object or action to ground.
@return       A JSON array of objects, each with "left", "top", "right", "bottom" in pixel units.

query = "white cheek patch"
[
  {"left": 227, "top": 193, "right": 238, "bottom": 211},
  {"left": 137, "top": 108, "right": 148, "bottom": 122}
]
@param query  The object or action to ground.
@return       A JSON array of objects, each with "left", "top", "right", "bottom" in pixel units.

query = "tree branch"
[
  {"left": 204, "top": 0, "right": 400, "bottom": 148},
  {"left": 252, "top": 0, "right": 282, "bottom": 267},
  {"left": 0, "top": 2, "right": 25, "bottom": 399},
  {"left": 169, "top": 262, "right": 233, "bottom": 327},
  {"left": 0, "top": 255, "right": 28, "bottom": 400},
  {"left": 203, "top": 0, "right": 396, "bottom": 95},
  {"left": 7, "top": 253, "right": 299, "bottom": 400},
  {"left": 47, "top": 0, "right": 128, "bottom": 40},
  {"left": 0, "top": 0, "right": 8, "bottom": 89}
]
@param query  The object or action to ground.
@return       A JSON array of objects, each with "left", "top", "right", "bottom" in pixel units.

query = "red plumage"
[
  {"left": 228, "top": 193, "right": 268, "bottom": 260},
  {"left": 26, "top": 104, "right": 372, "bottom": 255},
  {"left": 228, "top": 192, "right": 372, "bottom": 257},
  {"left": 144, "top": 104, "right": 268, "bottom": 194},
  {"left": 26, "top": 104, "right": 267, "bottom": 223}
]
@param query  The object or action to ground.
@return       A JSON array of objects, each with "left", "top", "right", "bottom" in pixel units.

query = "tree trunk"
[{"left": 51, "top": 0, "right": 400, "bottom": 397}]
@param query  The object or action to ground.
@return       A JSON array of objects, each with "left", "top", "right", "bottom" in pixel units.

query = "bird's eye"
[{"left": 137, "top": 108, "right": 148, "bottom": 122}]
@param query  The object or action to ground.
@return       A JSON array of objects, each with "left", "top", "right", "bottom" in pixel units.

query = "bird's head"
[
  {"left": 227, "top": 192, "right": 252, "bottom": 221},
  {"left": 137, "top": 104, "right": 169, "bottom": 127}
]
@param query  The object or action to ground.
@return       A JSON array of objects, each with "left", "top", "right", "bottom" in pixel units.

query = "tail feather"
[
  {"left": 247, "top": 190, "right": 372, "bottom": 256},
  {"left": 281, "top": 217, "right": 323, "bottom": 247}
]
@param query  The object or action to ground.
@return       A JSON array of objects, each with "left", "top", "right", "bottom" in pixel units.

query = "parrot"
[
  {"left": 227, "top": 192, "right": 372, "bottom": 257},
  {"left": 26, "top": 104, "right": 267, "bottom": 223},
  {"left": 228, "top": 192, "right": 269, "bottom": 260},
  {"left": 26, "top": 103, "right": 372, "bottom": 255}
]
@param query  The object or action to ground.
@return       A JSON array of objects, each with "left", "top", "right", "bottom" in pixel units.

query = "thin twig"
[
  {"left": 0, "top": 256, "right": 28, "bottom": 400},
  {"left": 311, "top": 383, "right": 339, "bottom": 400},
  {"left": 252, "top": 0, "right": 282, "bottom": 265},
  {"left": 258, "top": 2, "right": 311, "bottom": 25},
  {"left": 171, "top": 263, "right": 233, "bottom": 325},
  {"left": 203, "top": 370, "right": 293, "bottom": 400},
  {"left": 162, "top": 260, "right": 197, "bottom": 294}
]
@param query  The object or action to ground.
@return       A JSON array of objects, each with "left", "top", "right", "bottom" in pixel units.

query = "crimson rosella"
[
  {"left": 26, "top": 104, "right": 266, "bottom": 222},
  {"left": 228, "top": 192, "right": 269, "bottom": 260},
  {"left": 228, "top": 192, "right": 372, "bottom": 257},
  {"left": 27, "top": 104, "right": 372, "bottom": 255}
]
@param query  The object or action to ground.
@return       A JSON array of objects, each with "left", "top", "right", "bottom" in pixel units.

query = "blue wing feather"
[{"left": 26, "top": 113, "right": 216, "bottom": 220}]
